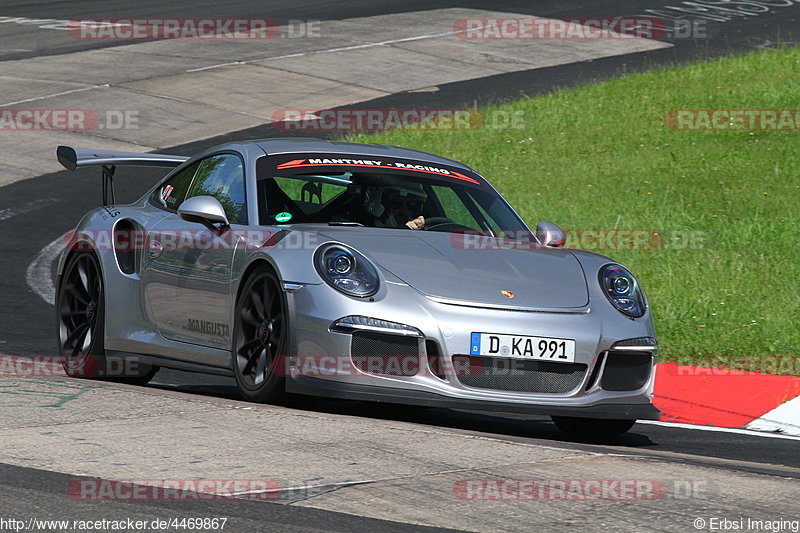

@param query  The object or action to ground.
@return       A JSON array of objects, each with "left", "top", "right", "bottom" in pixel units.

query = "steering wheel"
[
  {"left": 423, "top": 217, "right": 475, "bottom": 233},
  {"left": 422, "top": 217, "right": 455, "bottom": 230}
]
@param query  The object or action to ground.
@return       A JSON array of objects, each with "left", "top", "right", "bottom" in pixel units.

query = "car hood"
[{"left": 317, "top": 228, "right": 589, "bottom": 309}]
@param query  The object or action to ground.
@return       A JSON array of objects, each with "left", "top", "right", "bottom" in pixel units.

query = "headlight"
[
  {"left": 314, "top": 243, "right": 379, "bottom": 298},
  {"left": 599, "top": 264, "right": 646, "bottom": 318}
]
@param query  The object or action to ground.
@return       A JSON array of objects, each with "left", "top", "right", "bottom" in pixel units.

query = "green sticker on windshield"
[{"left": 275, "top": 212, "right": 292, "bottom": 223}]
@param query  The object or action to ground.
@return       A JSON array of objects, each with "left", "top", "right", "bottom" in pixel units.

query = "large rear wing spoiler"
[
  {"left": 56, "top": 145, "right": 190, "bottom": 205},
  {"left": 56, "top": 145, "right": 189, "bottom": 171}
]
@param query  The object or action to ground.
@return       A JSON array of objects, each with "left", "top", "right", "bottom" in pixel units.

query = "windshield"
[{"left": 256, "top": 170, "right": 530, "bottom": 236}]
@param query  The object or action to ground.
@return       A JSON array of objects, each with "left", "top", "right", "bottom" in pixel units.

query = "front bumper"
[
  {"left": 284, "top": 280, "right": 660, "bottom": 420},
  {"left": 286, "top": 375, "right": 660, "bottom": 420}
]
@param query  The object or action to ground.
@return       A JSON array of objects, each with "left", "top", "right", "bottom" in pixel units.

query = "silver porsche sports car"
[{"left": 55, "top": 138, "right": 659, "bottom": 437}]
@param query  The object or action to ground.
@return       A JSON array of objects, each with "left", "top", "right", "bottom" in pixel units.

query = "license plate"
[{"left": 470, "top": 332, "right": 576, "bottom": 363}]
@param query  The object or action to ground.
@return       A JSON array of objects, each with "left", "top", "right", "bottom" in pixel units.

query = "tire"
[
  {"left": 232, "top": 267, "right": 288, "bottom": 403},
  {"left": 56, "top": 250, "right": 158, "bottom": 385},
  {"left": 551, "top": 416, "right": 636, "bottom": 438}
]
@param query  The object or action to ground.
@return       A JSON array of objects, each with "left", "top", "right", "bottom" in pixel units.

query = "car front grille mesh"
[
  {"left": 451, "top": 355, "right": 587, "bottom": 394},
  {"left": 351, "top": 332, "right": 420, "bottom": 377},
  {"left": 600, "top": 352, "right": 653, "bottom": 391}
]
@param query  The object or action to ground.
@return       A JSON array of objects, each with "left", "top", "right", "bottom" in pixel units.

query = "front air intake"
[
  {"left": 452, "top": 355, "right": 587, "bottom": 394},
  {"left": 351, "top": 332, "right": 420, "bottom": 377},
  {"left": 600, "top": 352, "right": 653, "bottom": 391}
]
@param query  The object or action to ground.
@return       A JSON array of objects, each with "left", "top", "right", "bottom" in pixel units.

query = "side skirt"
[{"left": 105, "top": 350, "right": 234, "bottom": 377}]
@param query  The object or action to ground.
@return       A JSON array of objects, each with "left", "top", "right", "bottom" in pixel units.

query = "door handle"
[{"left": 147, "top": 239, "right": 163, "bottom": 259}]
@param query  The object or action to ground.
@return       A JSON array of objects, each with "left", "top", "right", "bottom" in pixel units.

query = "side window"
[
  {"left": 271, "top": 176, "right": 347, "bottom": 215},
  {"left": 186, "top": 154, "right": 247, "bottom": 224},
  {"left": 153, "top": 161, "right": 200, "bottom": 211},
  {"left": 430, "top": 185, "right": 480, "bottom": 229},
  {"left": 470, "top": 195, "right": 502, "bottom": 235}
]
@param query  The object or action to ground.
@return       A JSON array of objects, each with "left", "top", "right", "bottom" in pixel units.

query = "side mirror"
[
  {"left": 178, "top": 196, "right": 229, "bottom": 226},
  {"left": 535, "top": 221, "right": 566, "bottom": 248}
]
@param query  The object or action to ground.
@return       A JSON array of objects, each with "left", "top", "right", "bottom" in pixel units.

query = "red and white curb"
[
  {"left": 745, "top": 395, "right": 800, "bottom": 434},
  {"left": 654, "top": 363, "right": 800, "bottom": 436}
]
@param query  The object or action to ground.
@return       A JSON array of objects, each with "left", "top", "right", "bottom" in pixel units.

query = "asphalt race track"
[
  {"left": 1, "top": 1, "right": 799, "bottom": 531},
  {"left": 2, "top": 0, "right": 799, "bottom": 61},
  {"left": 0, "top": 462, "right": 460, "bottom": 533}
]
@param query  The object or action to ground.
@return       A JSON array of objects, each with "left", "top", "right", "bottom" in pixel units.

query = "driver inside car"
[{"left": 365, "top": 182, "right": 427, "bottom": 230}]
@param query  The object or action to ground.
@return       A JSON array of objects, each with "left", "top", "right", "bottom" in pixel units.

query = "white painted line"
[
  {"left": 25, "top": 232, "right": 68, "bottom": 306},
  {"left": 0, "top": 198, "right": 57, "bottom": 221},
  {"left": 0, "top": 84, "right": 109, "bottom": 108},
  {"left": 186, "top": 61, "right": 245, "bottom": 73},
  {"left": 745, "top": 395, "right": 800, "bottom": 436},
  {"left": 637, "top": 419, "right": 800, "bottom": 441},
  {"left": 230, "top": 479, "right": 374, "bottom": 498},
  {"left": 0, "top": 17, "right": 72, "bottom": 31},
  {"left": 275, "top": 28, "right": 468, "bottom": 56},
  {"left": 185, "top": 24, "right": 515, "bottom": 73}
]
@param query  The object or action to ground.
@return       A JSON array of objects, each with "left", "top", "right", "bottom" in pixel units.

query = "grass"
[{"left": 344, "top": 47, "right": 800, "bottom": 364}]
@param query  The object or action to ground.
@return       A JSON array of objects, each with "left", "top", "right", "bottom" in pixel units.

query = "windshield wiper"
[{"left": 328, "top": 221, "right": 364, "bottom": 227}]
